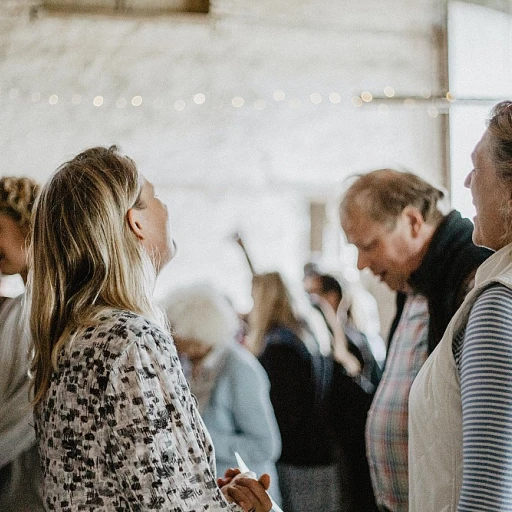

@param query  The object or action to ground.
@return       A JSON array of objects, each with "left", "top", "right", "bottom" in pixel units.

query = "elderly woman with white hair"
[{"left": 163, "top": 283, "right": 282, "bottom": 504}]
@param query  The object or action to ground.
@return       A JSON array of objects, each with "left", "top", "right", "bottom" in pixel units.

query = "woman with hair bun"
[
  {"left": 30, "top": 146, "right": 272, "bottom": 512},
  {"left": 0, "top": 176, "right": 43, "bottom": 511}
]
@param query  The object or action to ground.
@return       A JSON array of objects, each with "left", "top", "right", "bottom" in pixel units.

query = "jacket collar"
[{"left": 408, "top": 210, "right": 474, "bottom": 295}]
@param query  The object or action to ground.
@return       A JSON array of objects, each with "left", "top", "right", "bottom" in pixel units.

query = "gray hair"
[
  {"left": 162, "top": 283, "right": 239, "bottom": 347},
  {"left": 340, "top": 168, "right": 445, "bottom": 228}
]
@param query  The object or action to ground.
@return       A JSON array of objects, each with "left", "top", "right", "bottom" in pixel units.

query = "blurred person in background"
[
  {"left": 247, "top": 272, "right": 338, "bottom": 512},
  {"left": 303, "top": 267, "right": 378, "bottom": 511},
  {"left": 162, "top": 283, "right": 282, "bottom": 504},
  {"left": 0, "top": 176, "right": 43, "bottom": 512},
  {"left": 248, "top": 271, "right": 376, "bottom": 512},
  {"left": 303, "top": 267, "right": 382, "bottom": 393}
]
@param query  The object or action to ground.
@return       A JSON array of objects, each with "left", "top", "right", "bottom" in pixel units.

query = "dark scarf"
[{"left": 407, "top": 210, "right": 492, "bottom": 353}]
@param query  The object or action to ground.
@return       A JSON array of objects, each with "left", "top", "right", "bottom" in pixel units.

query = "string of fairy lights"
[{"left": 0, "top": 85, "right": 462, "bottom": 118}]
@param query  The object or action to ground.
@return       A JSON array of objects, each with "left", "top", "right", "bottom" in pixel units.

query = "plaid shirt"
[{"left": 366, "top": 294, "right": 429, "bottom": 512}]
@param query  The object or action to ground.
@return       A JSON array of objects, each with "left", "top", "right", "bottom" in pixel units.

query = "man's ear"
[
  {"left": 127, "top": 208, "right": 145, "bottom": 241},
  {"left": 402, "top": 205, "right": 424, "bottom": 238}
]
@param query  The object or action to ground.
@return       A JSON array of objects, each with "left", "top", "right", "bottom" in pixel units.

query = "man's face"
[
  {"left": 303, "top": 275, "right": 341, "bottom": 312},
  {"left": 341, "top": 208, "right": 421, "bottom": 292}
]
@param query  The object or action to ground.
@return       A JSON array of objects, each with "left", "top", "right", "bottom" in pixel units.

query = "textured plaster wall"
[{"left": 1, "top": 0, "right": 449, "bottom": 324}]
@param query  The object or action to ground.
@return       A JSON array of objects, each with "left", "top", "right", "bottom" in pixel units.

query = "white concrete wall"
[{"left": 1, "top": 0, "right": 454, "bottom": 330}]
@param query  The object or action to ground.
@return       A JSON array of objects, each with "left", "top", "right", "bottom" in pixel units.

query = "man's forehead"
[
  {"left": 343, "top": 209, "right": 385, "bottom": 234},
  {"left": 346, "top": 219, "right": 399, "bottom": 252}
]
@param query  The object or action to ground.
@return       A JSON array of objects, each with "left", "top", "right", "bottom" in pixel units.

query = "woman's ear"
[{"left": 127, "top": 208, "right": 145, "bottom": 241}]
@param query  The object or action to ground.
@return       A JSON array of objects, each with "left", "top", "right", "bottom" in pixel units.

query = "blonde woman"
[
  {"left": 163, "top": 283, "right": 282, "bottom": 504},
  {"left": 247, "top": 272, "right": 340, "bottom": 512},
  {"left": 30, "top": 147, "right": 272, "bottom": 512},
  {"left": 0, "top": 177, "right": 43, "bottom": 511}
]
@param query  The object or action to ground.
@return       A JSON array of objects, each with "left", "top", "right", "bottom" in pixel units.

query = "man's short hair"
[
  {"left": 319, "top": 274, "right": 342, "bottom": 299},
  {"left": 340, "top": 168, "right": 445, "bottom": 228}
]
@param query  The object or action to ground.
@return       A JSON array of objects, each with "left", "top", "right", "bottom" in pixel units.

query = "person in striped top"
[{"left": 409, "top": 101, "right": 512, "bottom": 511}]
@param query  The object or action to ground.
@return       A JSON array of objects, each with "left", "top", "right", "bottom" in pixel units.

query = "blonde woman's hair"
[
  {"left": 29, "top": 146, "right": 165, "bottom": 405},
  {"left": 0, "top": 177, "right": 40, "bottom": 234},
  {"left": 247, "top": 272, "right": 300, "bottom": 356}
]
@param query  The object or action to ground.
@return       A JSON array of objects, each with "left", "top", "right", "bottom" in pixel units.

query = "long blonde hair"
[
  {"left": 247, "top": 272, "right": 300, "bottom": 356},
  {"left": 29, "top": 146, "right": 165, "bottom": 405}
]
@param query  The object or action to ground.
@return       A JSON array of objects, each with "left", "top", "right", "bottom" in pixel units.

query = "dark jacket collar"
[
  {"left": 409, "top": 211, "right": 473, "bottom": 296},
  {"left": 407, "top": 210, "right": 492, "bottom": 353}
]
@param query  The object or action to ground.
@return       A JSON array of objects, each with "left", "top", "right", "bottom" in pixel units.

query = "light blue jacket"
[{"left": 201, "top": 343, "right": 282, "bottom": 501}]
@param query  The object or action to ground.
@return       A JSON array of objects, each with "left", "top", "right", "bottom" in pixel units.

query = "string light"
[
  {"left": 193, "top": 93, "right": 206, "bottom": 105},
  {"left": 254, "top": 99, "right": 266, "bottom": 110},
  {"left": 361, "top": 91, "right": 373, "bottom": 102},
  {"left": 174, "top": 99, "right": 185, "bottom": 111},
  {"left": 273, "top": 90, "right": 285, "bottom": 101},
  {"left": 329, "top": 93, "right": 341, "bottom": 104},
  {"left": 310, "top": 93, "right": 322, "bottom": 104},
  {"left": 352, "top": 96, "right": 363, "bottom": 107},
  {"left": 0, "top": 85, "right": 456, "bottom": 115},
  {"left": 428, "top": 106, "right": 439, "bottom": 118},
  {"left": 232, "top": 97, "right": 244, "bottom": 108},
  {"left": 384, "top": 86, "right": 395, "bottom": 98}
]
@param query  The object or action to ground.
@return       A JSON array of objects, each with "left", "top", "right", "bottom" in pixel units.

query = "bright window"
[{"left": 448, "top": 1, "right": 512, "bottom": 219}]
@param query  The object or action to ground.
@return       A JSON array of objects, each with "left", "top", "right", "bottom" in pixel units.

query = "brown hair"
[
  {"left": 0, "top": 177, "right": 40, "bottom": 234},
  {"left": 340, "top": 169, "right": 445, "bottom": 228},
  {"left": 247, "top": 272, "right": 300, "bottom": 356}
]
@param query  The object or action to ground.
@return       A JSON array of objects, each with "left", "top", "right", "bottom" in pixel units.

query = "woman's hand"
[
  {"left": 217, "top": 467, "right": 241, "bottom": 488},
  {"left": 332, "top": 342, "right": 361, "bottom": 376},
  {"left": 220, "top": 471, "right": 272, "bottom": 512}
]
